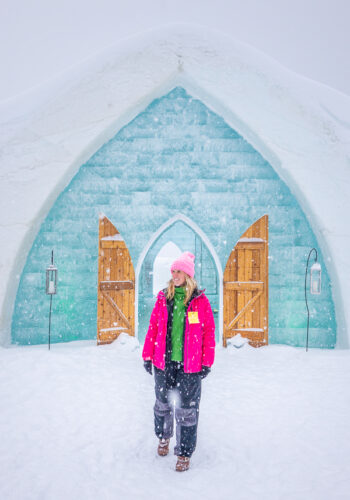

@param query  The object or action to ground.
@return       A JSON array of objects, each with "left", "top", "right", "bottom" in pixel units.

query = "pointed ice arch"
[{"left": 135, "top": 213, "right": 223, "bottom": 343}]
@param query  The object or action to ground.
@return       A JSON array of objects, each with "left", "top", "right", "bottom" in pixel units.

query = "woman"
[{"left": 142, "top": 251, "right": 216, "bottom": 472}]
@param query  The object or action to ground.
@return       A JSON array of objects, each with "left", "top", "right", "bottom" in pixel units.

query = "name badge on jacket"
[{"left": 188, "top": 311, "right": 200, "bottom": 324}]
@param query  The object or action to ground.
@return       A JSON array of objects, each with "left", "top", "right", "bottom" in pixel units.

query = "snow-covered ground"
[{"left": 1, "top": 334, "right": 349, "bottom": 500}]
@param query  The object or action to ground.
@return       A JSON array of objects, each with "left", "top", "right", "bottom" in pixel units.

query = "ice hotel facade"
[{"left": 2, "top": 27, "right": 349, "bottom": 349}]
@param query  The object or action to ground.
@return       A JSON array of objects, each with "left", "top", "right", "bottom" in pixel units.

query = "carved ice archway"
[{"left": 135, "top": 213, "right": 223, "bottom": 343}]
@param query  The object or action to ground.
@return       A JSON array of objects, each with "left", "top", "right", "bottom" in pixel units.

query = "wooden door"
[
  {"left": 223, "top": 215, "right": 268, "bottom": 347},
  {"left": 97, "top": 215, "right": 135, "bottom": 345}
]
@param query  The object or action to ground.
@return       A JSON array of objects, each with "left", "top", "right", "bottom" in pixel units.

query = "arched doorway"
[{"left": 136, "top": 215, "right": 221, "bottom": 344}]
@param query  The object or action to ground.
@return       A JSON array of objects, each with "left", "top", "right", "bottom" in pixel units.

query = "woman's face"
[{"left": 171, "top": 269, "right": 187, "bottom": 287}]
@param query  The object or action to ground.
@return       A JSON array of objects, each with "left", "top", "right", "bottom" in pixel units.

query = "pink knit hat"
[{"left": 171, "top": 251, "right": 195, "bottom": 278}]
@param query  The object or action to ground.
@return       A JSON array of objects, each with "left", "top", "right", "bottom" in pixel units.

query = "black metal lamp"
[
  {"left": 46, "top": 251, "right": 58, "bottom": 295},
  {"left": 310, "top": 261, "right": 321, "bottom": 295}
]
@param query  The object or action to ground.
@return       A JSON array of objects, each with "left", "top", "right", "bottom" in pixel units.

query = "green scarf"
[{"left": 171, "top": 287, "right": 186, "bottom": 361}]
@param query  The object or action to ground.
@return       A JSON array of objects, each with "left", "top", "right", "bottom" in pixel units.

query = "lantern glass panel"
[
  {"left": 46, "top": 265, "right": 58, "bottom": 295},
  {"left": 310, "top": 263, "right": 321, "bottom": 295}
]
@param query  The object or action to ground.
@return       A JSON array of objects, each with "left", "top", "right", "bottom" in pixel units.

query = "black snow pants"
[{"left": 154, "top": 361, "right": 201, "bottom": 458}]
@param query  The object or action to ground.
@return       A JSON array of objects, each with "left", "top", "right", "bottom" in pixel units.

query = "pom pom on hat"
[{"left": 171, "top": 251, "right": 195, "bottom": 278}]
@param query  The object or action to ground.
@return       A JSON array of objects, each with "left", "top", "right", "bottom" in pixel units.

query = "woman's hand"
[
  {"left": 200, "top": 366, "right": 211, "bottom": 379},
  {"left": 144, "top": 360, "right": 153, "bottom": 375}
]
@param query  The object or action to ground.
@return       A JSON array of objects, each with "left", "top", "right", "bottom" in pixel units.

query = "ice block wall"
[{"left": 12, "top": 87, "right": 336, "bottom": 347}]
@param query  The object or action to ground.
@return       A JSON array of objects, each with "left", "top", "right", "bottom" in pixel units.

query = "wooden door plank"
[
  {"left": 224, "top": 282, "right": 264, "bottom": 291},
  {"left": 227, "top": 290, "right": 262, "bottom": 330},
  {"left": 100, "top": 281, "right": 134, "bottom": 291},
  {"left": 101, "top": 291, "right": 131, "bottom": 330}
]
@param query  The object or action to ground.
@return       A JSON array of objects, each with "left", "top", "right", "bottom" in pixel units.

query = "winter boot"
[
  {"left": 157, "top": 438, "right": 170, "bottom": 456},
  {"left": 175, "top": 456, "right": 190, "bottom": 472}
]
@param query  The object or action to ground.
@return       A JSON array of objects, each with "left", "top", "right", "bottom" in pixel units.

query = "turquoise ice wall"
[{"left": 12, "top": 87, "right": 336, "bottom": 347}]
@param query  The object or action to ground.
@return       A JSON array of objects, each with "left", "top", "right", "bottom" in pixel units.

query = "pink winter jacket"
[{"left": 142, "top": 289, "right": 216, "bottom": 373}]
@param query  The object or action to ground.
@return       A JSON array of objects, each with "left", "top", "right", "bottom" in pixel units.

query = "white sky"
[{"left": 1, "top": 0, "right": 349, "bottom": 102}]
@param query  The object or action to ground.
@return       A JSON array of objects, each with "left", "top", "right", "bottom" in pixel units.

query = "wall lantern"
[
  {"left": 304, "top": 248, "right": 321, "bottom": 351},
  {"left": 310, "top": 261, "right": 322, "bottom": 295},
  {"left": 46, "top": 251, "right": 58, "bottom": 295},
  {"left": 46, "top": 250, "right": 58, "bottom": 350}
]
